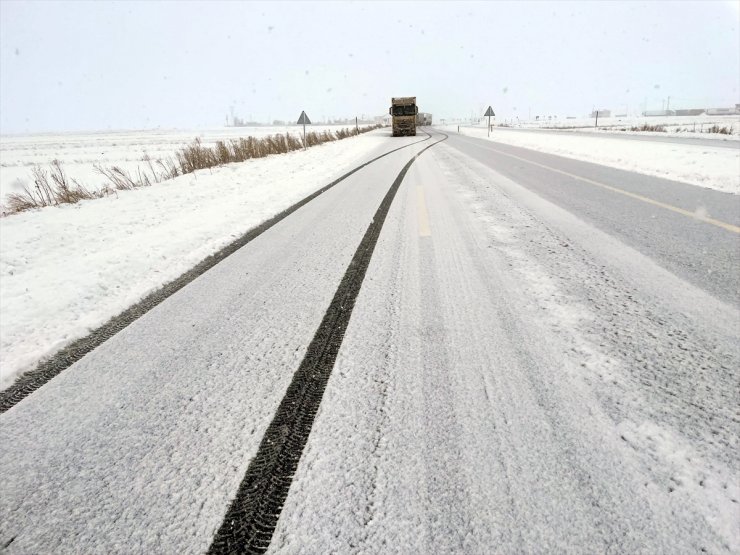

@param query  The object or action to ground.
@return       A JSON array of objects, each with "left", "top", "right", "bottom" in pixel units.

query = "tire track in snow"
[
  {"left": 208, "top": 132, "right": 448, "bottom": 554},
  {"left": 0, "top": 134, "right": 431, "bottom": 414}
]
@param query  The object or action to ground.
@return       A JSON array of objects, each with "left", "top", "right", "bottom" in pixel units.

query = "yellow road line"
[
  {"left": 461, "top": 137, "right": 740, "bottom": 234},
  {"left": 416, "top": 185, "right": 432, "bottom": 237}
]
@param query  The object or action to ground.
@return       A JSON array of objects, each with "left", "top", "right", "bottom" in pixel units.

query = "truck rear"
[{"left": 390, "top": 97, "right": 418, "bottom": 136}]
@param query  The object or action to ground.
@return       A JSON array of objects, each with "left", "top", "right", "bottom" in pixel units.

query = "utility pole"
[{"left": 667, "top": 96, "right": 671, "bottom": 111}]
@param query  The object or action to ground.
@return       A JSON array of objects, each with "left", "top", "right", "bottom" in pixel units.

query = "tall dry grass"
[
  {"left": 5, "top": 160, "right": 103, "bottom": 212},
  {"left": 706, "top": 124, "right": 732, "bottom": 135},
  {"left": 4, "top": 124, "right": 382, "bottom": 215},
  {"left": 630, "top": 123, "right": 667, "bottom": 132}
]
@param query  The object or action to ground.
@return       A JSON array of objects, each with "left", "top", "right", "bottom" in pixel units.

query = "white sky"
[{"left": 1, "top": 0, "right": 738, "bottom": 133}]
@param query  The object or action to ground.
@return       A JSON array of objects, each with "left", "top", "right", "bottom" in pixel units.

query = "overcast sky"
[{"left": 1, "top": 0, "right": 738, "bottom": 133}]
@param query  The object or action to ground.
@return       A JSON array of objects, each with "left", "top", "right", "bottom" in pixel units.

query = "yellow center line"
[
  {"left": 460, "top": 137, "right": 740, "bottom": 234},
  {"left": 416, "top": 185, "right": 432, "bottom": 237}
]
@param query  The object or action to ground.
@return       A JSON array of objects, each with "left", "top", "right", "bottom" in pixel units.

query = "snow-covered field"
[
  {"left": 0, "top": 129, "right": 393, "bottom": 390},
  {"left": 444, "top": 125, "right": 740, "bottom": 195},
  {"left": 494, "top": 114, "right": 740, "bottom": 136},
  {"left": 0, "top": 125, "right": 372, "bottom": 203}
]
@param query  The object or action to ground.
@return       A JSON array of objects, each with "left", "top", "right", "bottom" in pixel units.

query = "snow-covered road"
[
  {"left": 1, "top": 129, "right": 738, "bottom": 553},
  {"left": 272, "top": 132, "right": 739, "bottom": 553},
  {"left": 0, "top": 134, "right": 436, "bottom": 553}
]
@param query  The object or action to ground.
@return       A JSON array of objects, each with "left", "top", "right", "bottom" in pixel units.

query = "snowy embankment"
[
  {"left": 443, "top": 125, "right": 740, "bottom": 195},
  {"left": 0, "top": 130, "right": 389, "bottom": 390},
  {"left": 0, "top": 125, "right": 373, "bottom": 201}
]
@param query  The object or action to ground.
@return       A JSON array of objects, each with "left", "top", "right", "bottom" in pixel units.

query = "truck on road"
[
  {"left": 416, "top": 112, "right": 432, "bottom": 126},
  {"left": 390, "top": 97, "right": 418, "bottom": 136}
]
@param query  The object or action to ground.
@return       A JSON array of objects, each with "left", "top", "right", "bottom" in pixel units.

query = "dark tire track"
[
  {"left": 0, "top": 133, "right": 430, "bottom": 414},
  {"left": 208, "top": 132, "right": 448, "bottom": 554}
]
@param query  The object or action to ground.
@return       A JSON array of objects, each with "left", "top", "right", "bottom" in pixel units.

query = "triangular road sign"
[
  {"left": 484, "top": 106, "right": 495, "bottom": 117},
  {"left": 297, "top": 111, "right": 311, "bottom": 125}
]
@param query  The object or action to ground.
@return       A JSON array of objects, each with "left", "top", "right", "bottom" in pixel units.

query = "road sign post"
[
  {"left": 297, "top": 110, "right": 311, "bottom": 149},
  {"left": 484, "top": 106, "right": 495, "bottom": 137}
]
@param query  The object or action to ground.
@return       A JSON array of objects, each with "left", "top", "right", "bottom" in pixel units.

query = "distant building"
[
  {"left": 706, "top": 107, "right": 740, "bottom": 115},
  {"left": 674, "top": 109, "right": 705, "bottom": 116},
  {"left": 643, "top": 110, "right": 676, "bottom": 117},
  {"left": 591, "top": 109, "right": 611, "bottom": 118}
]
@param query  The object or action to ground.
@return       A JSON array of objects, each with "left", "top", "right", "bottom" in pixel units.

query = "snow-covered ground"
[
  {"left": 442, "top": 125, "right": 740, "bottom": 195},
  {"left": 0, "top": 129, "right": 395, "bottom": 390},
  {"left": 0, "top": 125, "right": 373, "bottom": 203},
  {"left": 491, "top": 114, "right": 740, "bottom": 136},
  {"left": 569, "top": 127, "right": 739, "bottom": 141}
]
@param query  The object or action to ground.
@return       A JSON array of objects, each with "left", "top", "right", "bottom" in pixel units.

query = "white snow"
[
  {"left": 441, "top": 125, "right": 740, "bottom": 195},
  {"left": 618, "top": 419, "right": 740, "bottom": 553},
  {"left": 0, "top": 125, "right": 372, "bottom": 203},
  {"left": 436, "top": 145, "right": 740, "bottom": 551},
  {"left": 0, "top": 130, "right": 390, "bottom": 390},
  {"left": 490, "top": 113, "right": 740, "bottom": 136}
]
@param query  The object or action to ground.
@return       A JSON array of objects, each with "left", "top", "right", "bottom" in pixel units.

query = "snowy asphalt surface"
[
  {"left": 446, "top": 132, "right": 740, "bottom": 307},
  {"left": 1, "top": 129, "right": 738, "bottom": 553}
]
